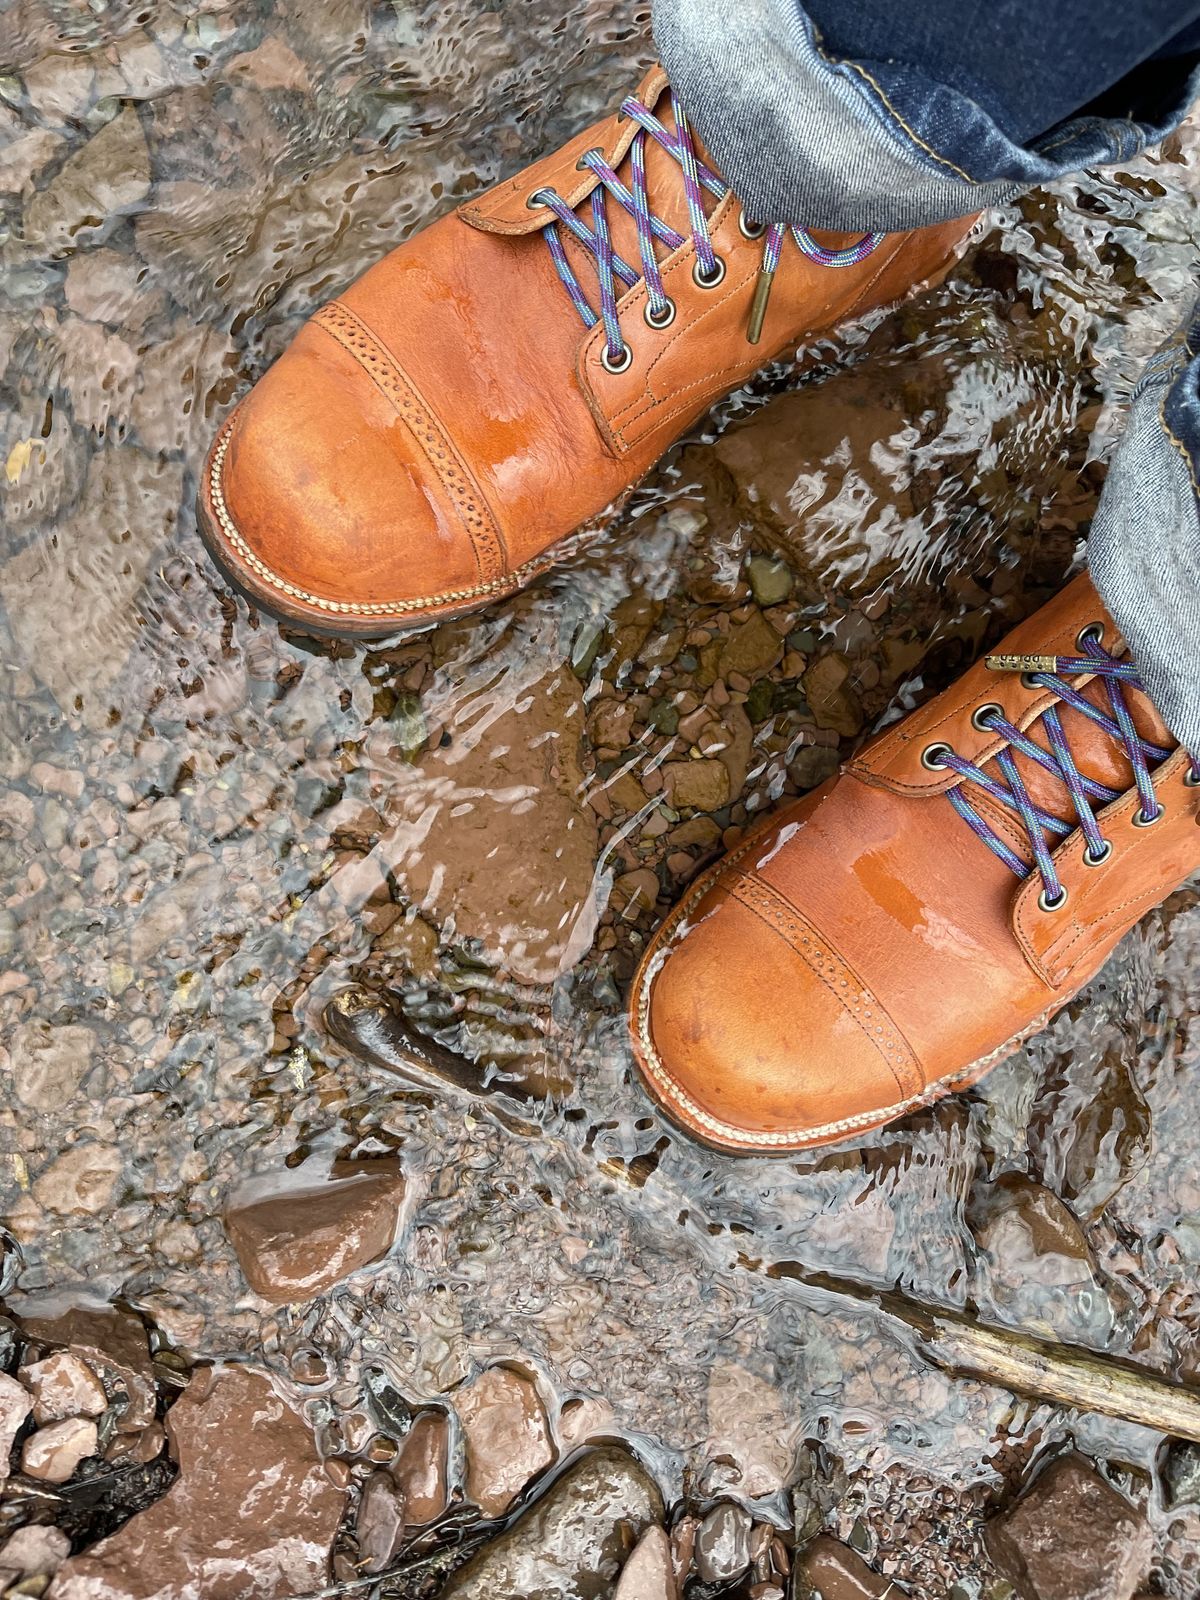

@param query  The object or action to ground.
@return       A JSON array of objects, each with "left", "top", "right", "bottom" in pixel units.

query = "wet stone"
[
  {"left": 984, "top": 1454, "right": 1151, "bottom": 1600},
  {"left": 22, "top": 1305, "right": 156, "bottom": 1434},
  {"left": 7, "top": 1022, "right": 95, "bottom": 1112},
  {"left": 0, "top": 1373, "right": 31, "bottom": 1483},
  {"left": 794, "top": 1536, "right": 892, "bottom": 1598},
  {"left": 439, "top": 1444, "right": 664, "bottom": 1600},
  {"left": 1162, "top": 1439, "right": 1200, "bottom": 1508},
  {"left": 719, "top": 611, "right": 783, "bottom": 679},
  {"left": 455, "top": 1363, "right": 553, "bottom": 1518},
  {"left": 803, "top": 654, "right": 864, "bottom": 737},
  {"left": 694, "top": 1501, "right": 752, "bottom": 1584},
  {"left": 356, "top": 1469, "right": 405, "bottom": 1573},
  {"left": 223, "top": 1161, "right": 406, "bottom": 1305},
  {"left": 21, "top": 1352, "right": 108, "bottom": 1424},
  {"left": 23, "top": 1417, "right": 99, "bottom": 1483},
  {"left": 48, "top": 1366, "right": 344, "bottom": 1600},
  {"left": 0, "top": 1525, "right": 71, "bottom": 1577},
  {"left": 391, "top": 1408, "right": 450, "bottom": 1527},
  {"left": 746, "top": 555, "right": 794, "bottom": 607},
  {"left": 788, "top": 746, "right": 840, "bottom": 791},
  {"left": 614, "top": 1525, "right": 678, "bottom": 1600},
  {"left": 24, "top": 108, "right": 151, "bottom": 255},
  {"left": 662, "top": 760, "right": 731, "bottom": 813}
]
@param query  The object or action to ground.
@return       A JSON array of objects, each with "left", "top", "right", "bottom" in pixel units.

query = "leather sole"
[{"left": 627, "top": 812, "right": 1067, "bottom": 1156}]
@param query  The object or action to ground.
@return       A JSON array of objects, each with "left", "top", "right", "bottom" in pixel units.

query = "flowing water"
[{"left": 2, "top": 1, "right": 1200, "bottom": 1593}]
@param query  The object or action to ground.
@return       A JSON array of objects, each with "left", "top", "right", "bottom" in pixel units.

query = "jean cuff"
[
  {"left": 652, "top": 0, "right": 1200, "bottom": 232},
  {"left": 1088, "top": 307, "right": 1200, "bottom": 754}
]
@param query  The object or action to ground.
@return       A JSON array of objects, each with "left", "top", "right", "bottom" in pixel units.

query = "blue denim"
[{"left": 653, "top": 0, "right": 1200, "bottom": 749}]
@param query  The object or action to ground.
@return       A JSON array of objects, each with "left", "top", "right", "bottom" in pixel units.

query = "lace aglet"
[
  {"left": 986, "top": 652, "right": 1060, "bottom": 674},
  {"left": 746, "top": 268, "right": 775, "bottom": 345}
]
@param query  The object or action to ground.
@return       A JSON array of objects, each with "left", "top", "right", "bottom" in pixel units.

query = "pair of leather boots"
[{"left": 199, "top": 71, "right": 1200, "bottom": 1154}]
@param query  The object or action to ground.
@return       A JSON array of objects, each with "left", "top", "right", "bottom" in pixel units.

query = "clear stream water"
[{"left": 3, "top": 1, "right": 1200, "bottom": 1593}]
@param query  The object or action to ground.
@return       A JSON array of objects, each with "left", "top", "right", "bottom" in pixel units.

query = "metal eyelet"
[
  {"left": 600, "top": 342, "right": 633, "bottom": 375},
  {"left": 1184, "top": 767, "right": 1200, "bottom": 789},
  {"left": 921, "top": 742, "right": 953, "bottom": 771},
  {"left": 1077, "top": 622, "right": 1105, "bottom": 649},
  {"left": 1131, "top": 804, "right": 1163, "bottom": 828},
  {"left": 1083, "top": 840, "right": 1113, "bottom": 867},
  {"left": 526, "top": 191, "right": 550, "bottom": 210},
  {"left": 738, "top": 209, "right": 766, "bottom": 240},
  {"left": 693, "top": 255, "right": 726, "bottom": 289},
  {"left": 1038, "top": 886, "right": 1069, "bottom": 913},
  {"left": 643, "top": 298, "right": 676, "bottom": 330},
  {"left": 575, "top": 149, "right": 601, "bottom": 172},
  {"left": 971, "top": 703, "right": 1004, "bottom": 732},
  {"left": 1020, "top": 672, "right": 1043, "bottom": 691}
]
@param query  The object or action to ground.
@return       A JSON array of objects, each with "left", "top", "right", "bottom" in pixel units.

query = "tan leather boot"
[
  {"left": 630, "top": 574, "right": 1200, "bottom": 1154},
  {"left": 198, "top": 66, "right": 974, "bottom": 637}
]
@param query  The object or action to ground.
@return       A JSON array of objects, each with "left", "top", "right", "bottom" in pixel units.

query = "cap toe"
[
  {"left": 208, "top": 315, "right": 496, "bottom": 627},
  {"left": 635, "top": 873, "right": 914, "bottom": 1152}
]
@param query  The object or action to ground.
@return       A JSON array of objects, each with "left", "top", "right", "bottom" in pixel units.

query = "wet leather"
[
  {"left": 201, "top": 66, "right": 975, "bottom": 631},
  {"left": 631, "top": 574, "right": 1200, "bottom": 1153}
]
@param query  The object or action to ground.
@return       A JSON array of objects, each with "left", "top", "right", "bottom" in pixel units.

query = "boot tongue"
[{"left": 557, "top": 83, "right": 713, "bottom": 292}]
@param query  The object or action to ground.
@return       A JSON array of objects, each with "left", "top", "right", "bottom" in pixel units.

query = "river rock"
[
  {"left": 392, "top": 1409, "right": 449, "bottom": 1525},
  {"left": 439, "top": 1445, "right": 664, "bottom": 1600},
  {"left": 0, "top": 1373, "right": 31, "bottom": 1483},
  {"left": 7, "top": 1022, "right": 95, "bottom": 1111},
  {"left": 719, "top": 611, "right": 783, "bottom": 678},
  {"left": 694, "top": 1502, "right": 751, "bottom": 1584},
  {"left": 356, "top": 1469, "right": 405, "bottom": 1572},
  {"left": 23, "top": 1417, "right": 99, "bottom": 1483},
  {"left": 21, "top": 1352, "right": 108, "bottom": 1424},
  {"left": 662, "top": 759, "right": 731, "bottom": 812},
  {"left": 24, "top": 108, "right": 151, "bottom": 255},
  {"left": 614, "top": 1526, "right": 677, "bottom": 1600},
  {"left": 49, "top": 1366, "right": 344, "bottom": 1600},
  {"left": 23, "top": 1305, "right": 156, "bottom": 1433},
  {"left": 984, "top": 1454, "right": 1151, "bottom": 1600},
  {"left": 32, "top": 1142, "right": 122, "bottom": 1216},
  {"left": 0, "top": 1525, "right": 71, "bottom": 1576},
  {"left": 224, "top": 1161, "right": 406, "bottom": 1304},
  {"left": 794, "top": 1536, "right": 892, "bottom": 1598},
  {"left": 391, "top": 665, "right": 599, "bottom": 984},
  {"left": 803, "top": 654, "right": 863, "bottom": 737},
  {"left": 973, "top": 1174, "right": 1095, "bottom": 1288},
  {"left": 704, "top": 1361, "right": 803, "bottom": 1497},
  {"left": 455, "top": 1364, "right": 553, "bottom": 1517}
]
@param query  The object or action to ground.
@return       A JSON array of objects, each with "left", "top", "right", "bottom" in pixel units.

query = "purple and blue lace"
[
  {"left": 928, "top": 628, "right": 1200, "bottom": 907},
  {"left": 532, "top": 90, "right": 884, "bottom": 366}
]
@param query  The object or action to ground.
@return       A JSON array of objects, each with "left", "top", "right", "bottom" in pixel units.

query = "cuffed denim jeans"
[{"left": 654, "top": 0, "right": 1200, "bottom": 749}]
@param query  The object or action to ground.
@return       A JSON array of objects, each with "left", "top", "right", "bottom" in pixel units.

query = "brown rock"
[
  {"left": 32, "top": 1142, "right": 122, "bottom": 1216},
  {"left": 356, "top": 1469, "right": 405, "bottom": 1573},
  {"left": 49, "top": 1366, "right": 344, "bottom": 1600},
  {"left": 794, "top": 1536, "right": 891, "bottom": 1598},
  {"left": 612, "top": 870, "right": 661, "bottom": 916},
  {"left": 440, "top": 1445, "right": 663, "bottom": 1600},
  {"left": 22, "top": 1352, "right": 108, "bottom": 1424},
  {"left": 973, "top": 1174, "right": 1095, "bottom": 1288},
  {"left": 455, "top": 1364, "right": 553, "bottom": 1517},
  {"left": 0, "top": 1373, "right": 31, "bottom": 1483},
  {"left": 7, "top": 1022, "right": 95, "bottom": 1111},
  {"left": 24, "top": 108, "right": 151, "bottom": 256},
  {"left": 694, "top": 1503, "right": 751, "bottom": 1584},
  {"left": 392, "top": 667, "right": 599, "bottom": 984},
  {"left": 803, "top": 654, "right": 864, "bottom": 737},
  {"left": 23, "top": 1305, "right": 156, "bottom": 1434},
  {"left": 662, "top": 760, "right": 731, "bottom": 812},
  {"left": 615, "top": 1526, "right": 678, "bottom": 1600},
  {"left": 392, "top": 1409, "right": 449, "bottom": 1527},
  {"left": 224, "top": 1161, "right": 406, "bottom": 1304},
  {"left": 984, "top": 1454, "right": 1151, "bottom": 1600},
  {"left": 719, "top": 611, "right": 783, "bottom": 679},
  {"left": 0, "top": 1525, "right": 71, "bottom": 1576},
  {"left": 704, "top": 1362, "right": 803, "bottom": 1498},
  {"left": 23, "top": 1417, "right": 99, "bottom": 1483}
]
